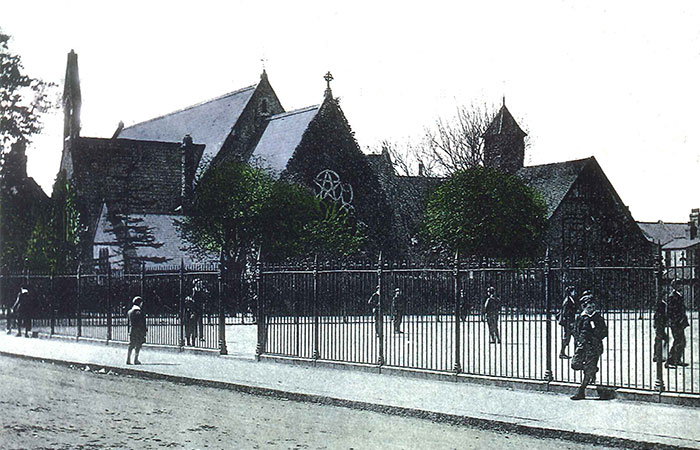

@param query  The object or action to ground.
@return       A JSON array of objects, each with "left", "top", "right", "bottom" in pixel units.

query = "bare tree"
[
  {"left": 378, "top": 139, "right": 440, "bottom": 177},
  {"left": 423, "top": 102, "right": 495, "bottom": 174}
]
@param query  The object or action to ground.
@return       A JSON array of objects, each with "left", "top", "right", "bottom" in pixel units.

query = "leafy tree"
[
  {"left": 0, "top": 30, "right": 55, "bottom": 270},
  {"left": 0, "top": 30, "right": 55, "bottom": 152},
  {"left": 24, "top": 173, "right": 82, "bottom": 272},
  {"left": 179, "top": 161, "right": 366, "bottom": 272},
  {"left": 424, "top": 167, "right": 547, "bottom": 258}
]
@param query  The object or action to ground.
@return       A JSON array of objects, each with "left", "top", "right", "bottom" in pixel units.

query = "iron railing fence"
[
  {"left": 1, "top": 253, "right": 697, "bottom": 396},
  {"left": 259, "top": 255, "right": 699, "bottom": 395},
  {"left": 0, "top": 263, "right": 257, "bottom": 354}
]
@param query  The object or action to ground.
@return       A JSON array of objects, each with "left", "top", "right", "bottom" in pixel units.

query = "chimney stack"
[{"left": 690, "top": 208, "right": 699, "bottom": 240}]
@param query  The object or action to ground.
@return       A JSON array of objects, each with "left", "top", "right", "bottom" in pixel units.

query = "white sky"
[{"left": 3, "top": 0, "right": 699, "bottom": 222}]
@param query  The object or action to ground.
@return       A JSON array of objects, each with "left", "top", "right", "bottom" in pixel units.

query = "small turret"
[{"left": 483, "top": 100, "right": 526, "bottom": 174}]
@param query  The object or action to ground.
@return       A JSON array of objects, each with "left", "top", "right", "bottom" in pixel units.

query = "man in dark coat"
[
  {"left": 368, "top": 285, "right": 382, "bottom": 337},
  {"left": 483, "top": 286, "right": 501, "bottom": 344},
  {"left": 557, "top": 285, "right": 579, "bottom": 359},
  {"left": 126, "top": 296, "right": 147, "bottom": 365},
  {"left": 12, "top": 286, "right": 32, "bottom": 337},
  {"left": 192, "top": 279, "right": 206, "bottom": 342},
  {"left": 665, "top": 279, "right": 689, "bottom": 368},
  {"left": 570, "top": 292, "right": 608, "bottom": 400},
  {"left": 391, "top": 287, "right": 405, "bottom": 334},
  {"left": 653, "top": 290, "right": 669, "bottom": 363},
  {"left": 183, "top": 295, "right": 197, "bottom": 346}
]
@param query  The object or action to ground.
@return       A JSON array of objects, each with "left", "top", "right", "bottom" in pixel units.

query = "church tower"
[
  {"left": 483, "top": 101, "right": 526, "bottom": 174},
  {"left": 63, "top": 50, "right": 81, "bottom": 141}
]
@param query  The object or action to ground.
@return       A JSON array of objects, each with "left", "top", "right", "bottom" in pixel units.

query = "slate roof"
[
  {"left": 516, "top": 157, "right": 590, "bottom": 218},
  {"left": 93, "top": 205, "right": 216, "bottom": 268},
  {"left": 485, "top": 104, "right": 526, "bottom": 136},
  {"left": 637, "top": 221, "right": 689, "bottom": 246},
  {"left": 249, "top": 105, "right": 319, "bottom": 176},
  {"left": 663, "top": 237, "right": 700, "bottom": 250},
  {"left": 118, "top": 85, "right": 256, "bottom": 168}
]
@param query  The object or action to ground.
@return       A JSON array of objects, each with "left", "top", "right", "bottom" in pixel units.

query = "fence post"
[
  {"left": 50, "top": 270, "right": 55, "bottom": 335},
  {"left": 544, "top": 251, "right": 553, "bottom": 382},
  {"left": 453, "top": 250, "right": 462, "bottom": 374},
  {"left": 654, "top": 248, "right": 665, "bottom": 392},
  {"left": 313, "top": 254, "right": 320, "bottom": 360},
  {"left": 179, "top": 259, "right": 185, "bottom": 348},
  {"left": 140, "top": 262, "right": 145, "bottom": 298},
  {"left": 218, "top": 261, "right": 228, "bottom": 355},
  {"left": 76, "top": 264, "right": 82, "bottom": 338},
  {"left": 255, "top": 249, "right": 265, "bottom": 360},
  {"left": 377, "top": 252, "right": 384, "bottom": 366},
  {"left": 107, "top": 264, "right": 112, "bottom": 341}
]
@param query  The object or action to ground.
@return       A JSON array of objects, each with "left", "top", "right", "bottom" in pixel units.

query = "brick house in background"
[
  {"left": 638, "top": 208, "right": 700, "bottom": 273},
  {"left": 58, "top": 52, "right": 392, "bottom": 269},
  {"left": 369, "top": 103, "right": 653, "bottom": 261}
]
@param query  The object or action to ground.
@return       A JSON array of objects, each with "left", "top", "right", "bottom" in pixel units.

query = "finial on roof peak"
[
  {"left": 260, "top": 56, "right": 269, "bottom": 81},
  {"left": 324, "top": 71, "right": 334, "bottom": 98},
  {"left": 502, "top": 95, "right": 506, "bottom": 107}
]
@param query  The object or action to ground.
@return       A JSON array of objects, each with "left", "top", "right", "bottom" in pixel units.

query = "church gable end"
[{"left": 282, "top": 96, "right": 395, "bottom": 254}]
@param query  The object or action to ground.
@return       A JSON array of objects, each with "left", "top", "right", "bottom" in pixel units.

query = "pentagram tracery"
[{"left": 314, "top": 169, "right": 354, "bottom": 213}]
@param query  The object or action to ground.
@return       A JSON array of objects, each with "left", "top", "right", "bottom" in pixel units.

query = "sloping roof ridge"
[
  {"left": 268, "top": 104, "right": 319, "bottom": 120},
  {"left": 522, "top": 156, "right": 593, "bottom": 170},
  {"left": 121, "top": 84, "right": 257, "bottom": 130},
  {"left": 637, "top": 220, "right": 687, "bottom": 225}
]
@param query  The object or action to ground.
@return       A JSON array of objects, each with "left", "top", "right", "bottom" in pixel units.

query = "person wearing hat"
[
  {"left": 557, "top": 285, "right": 579, "bottom": 359},
  {"left": 653, "top": 287, "right": 669, "bottom": 364},
  {"left": 192, "top": 279, "right": 206, "bottom": 342},
  {"left": 126, "top": 296, "right": 147, "bottom": 365},
  {"left": 11, "top": 285, "right": 32, "bottom": 337},
  {"left": 482, "top": 286, "right": 501, "bottom": 344},
  {"left": 570, "top": 292, "right": 607, "bottom": 400},
  {"left": 368, "top": 285, "right": 382, "bottom": 338},
  {"left": 183, "top": 295, "right": 197, "bottom": 346},
  {"left": 665, "top": 279, "right": 690, "bottom": 368},
  {"left": 391, "top": 287, "right": 405, "bottom": 334}
]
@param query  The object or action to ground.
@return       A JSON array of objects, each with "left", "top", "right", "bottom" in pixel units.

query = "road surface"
[{"left": 0, "top": 355, "right": 615, "bottom": 449}]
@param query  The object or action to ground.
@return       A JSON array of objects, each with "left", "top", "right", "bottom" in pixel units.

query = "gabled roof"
[
  {"left": 637, "top": 221, "right": 689, "bottom": 246},
  {"left": 485, "top": 104, "right": 526, "bottom": 137},
  {"left": 118, "top": 85, "right": 257, "bottom": 167},
  {"left": 249, "top": 105, "right": 319, "bottom": 176},
  {"left": 516, "top": 158, "right": 590, "bottom": 218},
  {"left": 663, "top": 237, "right": 700, "bottom": 250}
]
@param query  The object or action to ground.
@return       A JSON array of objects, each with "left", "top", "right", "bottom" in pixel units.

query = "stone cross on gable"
[{"left": 324, "top": 71, "right": 334, "bottom": 97}]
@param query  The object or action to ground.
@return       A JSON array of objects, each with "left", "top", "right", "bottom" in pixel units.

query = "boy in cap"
[
  {"left": 570, "top": 291, "right": 607, "bottom": 400},
  {"left": 557, "top": 285, "right": 579, "bottom": 359},
  {"left": 391, "top": 287, "right": 405, "bottom": 334},
  {"left": 482, "top": 286, "right": 501, "bottom": 344},
  {"left": 665, "top": 279, "right": 690, "bottom": 368},
  {"left": 126, "top": 296, "right": 147, "bottom": 365}
]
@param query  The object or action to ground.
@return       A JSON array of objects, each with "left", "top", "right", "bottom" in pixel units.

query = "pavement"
[{"left": 0, "top": 333, "right": 698, "bottom": 449}]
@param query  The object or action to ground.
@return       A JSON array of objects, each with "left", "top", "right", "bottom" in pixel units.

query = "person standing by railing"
[
  {"left": 10, "top": 286, "right": 31, "bottom": 337},
  {"left": 483, "top": 286, "right": 501, "bottom": 344},
  {"left": 183, "top": 295, "right": 197, "bottom": 346},
  {"left": 126, "top": 296, "right": 147, "bottom": 365},
  {"left": 557, "top": 285, "right": 579, "bottom": 359},
  {"left": 570, "top": 292, "right": 607, "bottom": 400},
  {"left": 665, "top": 279, "right": 690, "bottom": 368},
  {"left": 391, "top": 287, "right": 405, "bottom": 334},
  {"left": 192, "top": 279, "right": 206, "bottom": 342},
  {"left": 368, "top": 285, "right": 381, "bottom": 337}
]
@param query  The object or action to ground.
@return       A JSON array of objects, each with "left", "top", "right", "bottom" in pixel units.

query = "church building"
[{"left": 58, "top": 52, "right": 392, "bottom": 269}]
